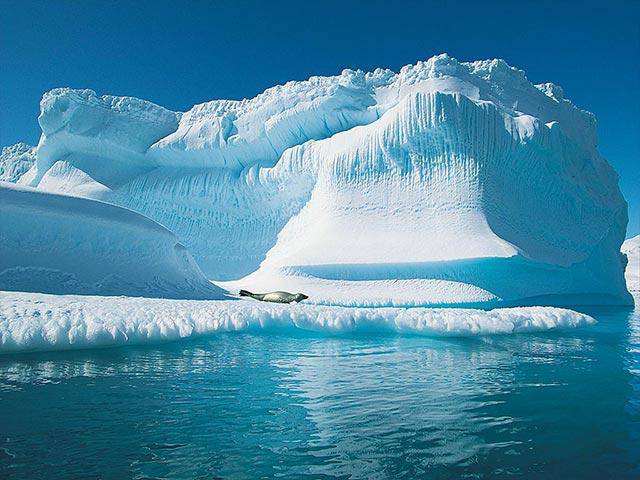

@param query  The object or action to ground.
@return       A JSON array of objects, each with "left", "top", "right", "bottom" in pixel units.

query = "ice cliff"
[{"left": 6, "top": 54, "right": 632, "bottom": 306}]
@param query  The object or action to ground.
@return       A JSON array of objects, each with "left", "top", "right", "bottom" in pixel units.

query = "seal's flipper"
[{"left": 239, "top": 289, "right": 252, "bottom": 297}]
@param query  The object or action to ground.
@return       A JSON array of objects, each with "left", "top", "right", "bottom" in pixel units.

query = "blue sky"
[{"left": 1, "top": 0, "right": 638, "bottom": 236}]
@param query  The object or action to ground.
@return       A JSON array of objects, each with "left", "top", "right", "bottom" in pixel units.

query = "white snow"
[
  {"left": 0, "top": 291, "right": 595, "bottom": 353},
  {"left": 220, "top": 255, "right": 620, "bottom": 307},
  {"left": 34, "top": 88, "right": 179, "bottom": 188},
  {"left": 622, "top": 235, "right": 640, "bottom": 292},
  {"left": 10, "top": 53, "right": 632, "bottom": 306},
  {"left": 0, "top": 143, "right": 36, "bottom": 183},
  {"left": 0, "top": 182, "right": 226, "bottom": 299}
]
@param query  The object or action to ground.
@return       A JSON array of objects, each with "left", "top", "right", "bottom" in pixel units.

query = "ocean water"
[{"left": 0, "top": 305, "right": 638, "bottom": 480}]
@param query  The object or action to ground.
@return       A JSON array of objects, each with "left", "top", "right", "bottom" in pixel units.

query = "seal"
[{"left": 239, "top": 289, "right": 309, "bottom": 304}]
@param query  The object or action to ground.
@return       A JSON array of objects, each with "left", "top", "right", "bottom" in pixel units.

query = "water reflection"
[{"left": 0, "top": 309, "right": 638, "bottom": 479}]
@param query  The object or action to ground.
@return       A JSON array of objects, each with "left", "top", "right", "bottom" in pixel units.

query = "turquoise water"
[{"left": 0, "top": 306, "right": 638, "bottom": 479}]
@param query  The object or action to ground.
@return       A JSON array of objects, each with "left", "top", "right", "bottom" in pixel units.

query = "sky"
[{"left": 1, "top": 0, "right": 639, "bottom": 236}]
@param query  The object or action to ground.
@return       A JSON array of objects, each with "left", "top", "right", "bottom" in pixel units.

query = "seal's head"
[{"left": 295, "top": 293, "right": 309, "bottom": 302}]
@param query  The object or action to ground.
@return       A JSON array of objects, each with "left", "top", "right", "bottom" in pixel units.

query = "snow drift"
[
  {"left": 13, "top": 54, "right": 633, "bottom": 306},
  {"left": 0, "top": 291, "right": 595, "bottom": 353},
  {"left": 0, "top": 182, "right": 225, "bottom": 299}
]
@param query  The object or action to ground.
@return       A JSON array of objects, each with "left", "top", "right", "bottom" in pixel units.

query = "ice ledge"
[{"left": 0, "top": 291, "right": 596, "bottom": 354}]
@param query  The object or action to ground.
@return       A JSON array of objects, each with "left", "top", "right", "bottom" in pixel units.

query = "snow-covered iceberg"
[
  {"left": 0, "top": 291, "right": 595, "bottom": 353},
  {"left": 0, "top": 182, "right": 225, "bottom": 299},
  {"left": 12, "top": 54, "right": 632, "bottom": 306}
]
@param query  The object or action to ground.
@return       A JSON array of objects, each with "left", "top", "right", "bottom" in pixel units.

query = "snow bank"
[
  {"left": 17, "top": 54, "right": 632, "bottom": 305},
  {"left": 0, "top": 291, "right": 595, "bottom": 353},
  {"left": 0, "top": 183, "right": 226, "bottom": 299},
  {"left": 622, "top": 235, "right": 640, "bottom": 292}
]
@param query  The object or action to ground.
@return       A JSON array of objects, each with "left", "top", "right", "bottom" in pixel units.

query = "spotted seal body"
[{"left": 239, "top": 289, "right": 308, "bottom": 304}]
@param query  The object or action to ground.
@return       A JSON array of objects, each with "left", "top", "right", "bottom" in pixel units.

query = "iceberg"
[
  {"left": 622, "top": 235, "right": 640, "bottom": 293},
  {"left": 0, "top": 291, "right": 595, "bottom": 353},
  {"left": 0, "top": 143, "right": 35, "bottom": 183},
  {"left": 0, "top": 182, "right": 225, "bottom": 299},
  {"left": 7, "top": 53, "right": 632, "bottom": 306}
]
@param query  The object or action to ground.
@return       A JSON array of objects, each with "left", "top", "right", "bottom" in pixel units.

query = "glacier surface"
[
  {"left": 0, "top": 291, "right": 595, "bottom": 353},
  {"left": 0, "top": 182, "right": 225, "bottom": 299},
  {"left": 3, "top": 53, "right": 633, "bottom": 307}
]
